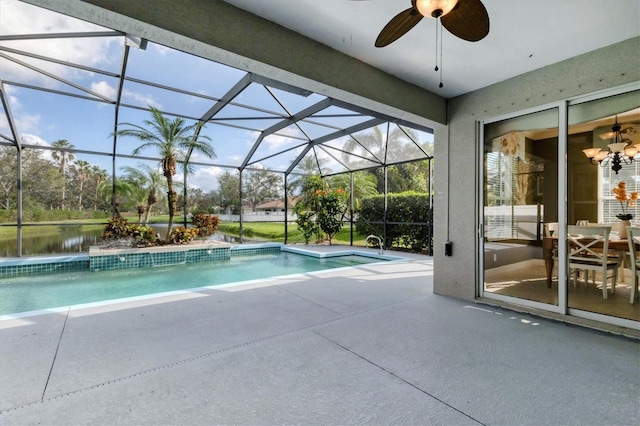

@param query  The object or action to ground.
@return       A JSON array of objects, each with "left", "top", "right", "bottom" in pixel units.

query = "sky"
[{"left": 0, "top": 0, "right": 433, "bottom": 192}]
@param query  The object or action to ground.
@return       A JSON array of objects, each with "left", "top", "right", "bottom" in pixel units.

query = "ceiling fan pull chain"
[
  {"left": 439, "top": 20, "right": 444, "bottom": 88},
  {"left": 434, "top": 18, "right": 439, "bottom": 72}
]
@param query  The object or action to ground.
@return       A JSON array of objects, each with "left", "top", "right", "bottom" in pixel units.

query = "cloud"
[
  {"left": 20, "top": 133, "right": 50, "bottom": 147},
  {"left": 263, "top": 127, "right": 303, "bottom": 150},
  {"left": 0, "top": 113, "right": 8, "bottom": 134},
  {"left": 122, "top": 89, "right": 162, "bottom": 109},
  {"left": 188, "top": 166, "right": 223, "bottom": 192},
  {"left": 0, "top": 93, "right": 42, "bottom": 134},
  {"left": 15, "top": 113, "right": 42, "bottom": 134},
  {"left": 0, "top": 1, "right": 118, "bottom": 87},
  {"left": 20, "top": 133, "right": 54, "bottom": 161},
  {"left": 189, "top": 151, "right": 217, "bottom": 163},
  {"left": 91, "top": 81, "right": 117, "bottom": 99}
]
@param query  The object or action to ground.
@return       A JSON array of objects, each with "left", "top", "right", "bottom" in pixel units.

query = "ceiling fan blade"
[
  {"left": 375, "top": 7, "right": 423, "bottom": 47},
  {"left": 441, "top": 0, "right": 489, "bottom": 42}
]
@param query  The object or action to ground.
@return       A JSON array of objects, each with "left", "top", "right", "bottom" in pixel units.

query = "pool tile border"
[
  {"left": 0, "top": 256, "right": 90, "bottom": 278},
  {"left": 282, "top": 245, "right": 403, "bottom": 261},
  {"left": 0, "top": 243, "right": 288, "bottom": 277},
  {"left": 1, "top": 246, "right": 404, "bottom": 320},
  {"left": 0, "top": 243, "right": 402, "bottom": 279}
]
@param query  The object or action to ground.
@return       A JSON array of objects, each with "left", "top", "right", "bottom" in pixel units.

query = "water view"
[{"left": 0, "top": 224, "right": 241, "bottom": 257}]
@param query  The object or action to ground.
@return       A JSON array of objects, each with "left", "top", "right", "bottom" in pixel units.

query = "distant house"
[{"left": 254, "top": 196, "right": 300, "bottom": 213}]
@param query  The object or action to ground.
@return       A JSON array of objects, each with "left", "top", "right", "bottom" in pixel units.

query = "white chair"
[
  {"left": 625, "top": 226, "right": 640, "bottom": 304},
  {"left": 544, "top": 222, "right": 558, "bottom": 237},
  {"left": 567, "top": 225, "right": 620, "bottom": 299}
]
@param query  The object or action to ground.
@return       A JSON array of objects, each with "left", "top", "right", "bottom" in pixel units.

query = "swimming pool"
[{"left": 0, "top": 251, "right": 384, "bottom": 316}]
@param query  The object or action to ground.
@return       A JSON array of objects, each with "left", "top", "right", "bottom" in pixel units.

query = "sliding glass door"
[
  {"left": 567, "top": 90, "right": 640, "bottom": 322},
  {"left": 481, "top": 87, "right": 640, "bottom": 326},
  {"left": 482, "top": 107, "right": 559, "bottom": 307}
]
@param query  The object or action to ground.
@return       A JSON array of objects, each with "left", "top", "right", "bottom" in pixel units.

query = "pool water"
[{"left": 0, "top": 252, "right": 381, "bottom": 315}]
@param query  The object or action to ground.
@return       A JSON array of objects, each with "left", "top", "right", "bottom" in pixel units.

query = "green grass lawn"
[
  {"left": 1, "top": 217, "right": 369, "bottom": 246},
  {"left": 217, "top": 221, "right": 368, "bottom": 246}
]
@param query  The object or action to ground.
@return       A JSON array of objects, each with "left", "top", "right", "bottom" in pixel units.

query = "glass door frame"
[
  {"left": 478, "top": 101, "right": 566, "bottom": 314},
  {"left": 477, "top": 82, "right": 640, "bottom": 329}
]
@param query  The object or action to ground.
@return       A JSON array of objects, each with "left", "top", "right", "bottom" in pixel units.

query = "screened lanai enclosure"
[{"left": 0, "top": 1, "right": 434, "bottom": 257}]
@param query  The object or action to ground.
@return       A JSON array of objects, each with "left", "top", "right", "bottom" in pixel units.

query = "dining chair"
[
  {"left": 567, "top": 225, "right": 620, "bottom": 299},
  {"left": 544, "top": 222, "right": 558, "bottom": 237},
  {"left": 625, "top": 226, "right": 640, "bottom": 304}
]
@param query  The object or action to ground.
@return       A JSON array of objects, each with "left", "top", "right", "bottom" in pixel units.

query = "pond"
[{"left": 0, "top": 224, "right": 243, "bottom": 257}]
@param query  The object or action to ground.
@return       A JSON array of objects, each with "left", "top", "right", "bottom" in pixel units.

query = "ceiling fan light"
[{"left": 414, "top": 0, "right": 459, "bottom": 18}]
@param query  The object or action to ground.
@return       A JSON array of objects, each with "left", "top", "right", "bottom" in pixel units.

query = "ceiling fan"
[{"left": 374, "top": 0, "right": 490, "bottom": 47}]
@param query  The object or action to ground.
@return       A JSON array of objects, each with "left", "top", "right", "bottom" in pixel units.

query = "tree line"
[{"left": 1, "top": 108, "right": 433, "bottom": 229}]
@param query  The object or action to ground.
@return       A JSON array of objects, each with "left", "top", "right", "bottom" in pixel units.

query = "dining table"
[{"left": 542, "top": 236, "right": 638, "bottom": 288}]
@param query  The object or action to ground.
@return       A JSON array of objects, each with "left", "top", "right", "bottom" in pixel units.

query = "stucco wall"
[{"left": 433, "top": 36, "right": 640, "bottom": 300}]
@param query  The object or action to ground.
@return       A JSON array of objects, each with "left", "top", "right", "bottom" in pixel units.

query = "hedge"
[{"left": 355, "top": 191, "right": 432, "bottom": 253}]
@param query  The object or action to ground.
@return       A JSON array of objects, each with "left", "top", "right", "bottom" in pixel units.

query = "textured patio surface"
[{"left": 1, "top": 247, "right": 638, "bottom": 425}]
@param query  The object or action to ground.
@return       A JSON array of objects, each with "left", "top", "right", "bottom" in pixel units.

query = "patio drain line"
[
  {"left": 314, "top": 331, "right": 486, "bottom": 426},
  {"left": 2, "top": 292, "right": 434, "bottom": 415},
  {"left": 1, "top": 316, "right": 347, "bottom": 415},
  {"left": 41, "top": 307, "right": 71, "bottom": 402}
]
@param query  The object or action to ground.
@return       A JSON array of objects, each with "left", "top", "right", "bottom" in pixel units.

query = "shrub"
[
  {"left": 356, "top": 192, "right": 432, "bottom": 253},
  {"left": 295, "top": 210, "right": 318, "bottom": 244},
  {"left": 101, "top": 216, "right": 130, "bottom": 240},
  {"left": 293, "top": 185, "right": 348, "bottom": 245},
  {"left": 127, "top": 223, "right": 157, "bottom": 247},
  {"left": 192, "top": 213, "right": 220, "bottom": 237},
  {"left": 315, "top": 188, "right": 348, "bottom": 245},
  {"left": 0, "top": 209, "right": 17, "bottom": 223},
  {"left": 169, "top": 226, "right": 199, "bottom": 244}
]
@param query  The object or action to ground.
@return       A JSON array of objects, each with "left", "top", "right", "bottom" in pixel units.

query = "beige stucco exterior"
[{"left": 435, "top": 37, "right": 640, "bottom": 300}]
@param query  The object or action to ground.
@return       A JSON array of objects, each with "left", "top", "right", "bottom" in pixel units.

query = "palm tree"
[
  {"left": 73, "top": 160, "right": 91, "bottom": 210},
  {"left": 122, "top": 163, "right": 165, "bottom": 224},
  {"left": 110, "top": 178, "right": 135, "bottom": 217},
  {"left": 342, "top": 127, "right": 385, "bottom": 168},
  {"left": 288, "top": 155, "right": 328, "bottom": 196},
  {"left": 51, "top": 139, "right": 75, "bottom": 209},
  {"left": 91, "top": 166, "right": 108, "bottom": 211},
  {"left": 115, "top": 107, "right": 215, "bottom": 242},
  {"left": 329, "top": 171, "right": 378, "bottom": 211}
]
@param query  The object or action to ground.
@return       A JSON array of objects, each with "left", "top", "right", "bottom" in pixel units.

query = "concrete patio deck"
[{"left": 1, "top": 247, "right": 638, "bottom": 425}]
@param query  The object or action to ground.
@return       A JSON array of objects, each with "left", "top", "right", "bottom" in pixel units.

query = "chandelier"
[{"left": 582, "top": 117, "right": 639, "bottom": 174}]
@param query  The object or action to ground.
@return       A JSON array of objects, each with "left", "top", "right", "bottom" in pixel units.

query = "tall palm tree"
[
  {"left": 115, "top": 107, "right": 215, "bottom": 242},
  {"left": 91, "top": 166, "right": 108, "bottom": 211},
  {"left": 108, "top": 178, "right": 135, "bottom": 217},
  {"left": 122, "top": 163, "right": 165, "bottom": 224},
  {"left": 51, "top": 139, "right": 75, "bottom": 209},
  {"left": 342, "top": 127, "right": 385, "bottom": 167},
  {"left": 73, "top": 160, "right": 91, "bottom": 210}
]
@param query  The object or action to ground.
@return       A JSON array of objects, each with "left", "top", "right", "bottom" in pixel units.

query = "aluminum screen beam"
[{"left": 240, "top": 97, "right": 333, "bottom": 170}]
